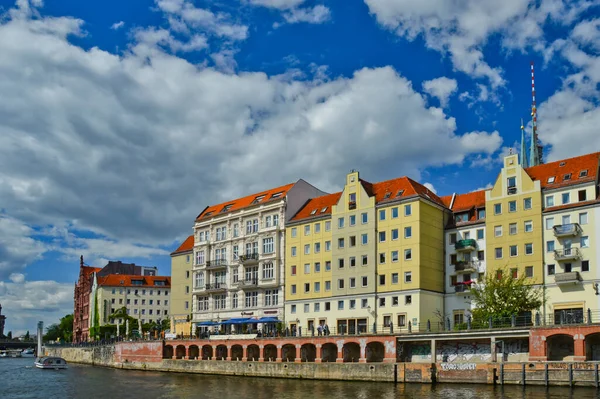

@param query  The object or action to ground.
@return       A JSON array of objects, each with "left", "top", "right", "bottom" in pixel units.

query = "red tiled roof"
[
  {"left": 526, "top": 152, "right": 599, "bottom": 189},
  {"left": 171, "top": 235, "right": 194, "bottom": 255},
  {"left": 196, "top": 182, "right": 295, "bottom": 221},
  {"left": 290, "top": 192, "right": 342, "bottom": 221},
  {"left": 291, "top": 175, "right": 447, "bottom": 222},
  {"left": 543, "top": 198, "right": 600, "bottom": 213},
  {"left": 97, "top": 274, "right": 171, "bottom": 288},
  {"left": 447, "top": 190, "right": 487, "bottom": 212}
]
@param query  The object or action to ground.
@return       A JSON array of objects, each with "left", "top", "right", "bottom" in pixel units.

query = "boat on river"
[{"left": 34, "top": 356, "right": 68, "bottom": 370}]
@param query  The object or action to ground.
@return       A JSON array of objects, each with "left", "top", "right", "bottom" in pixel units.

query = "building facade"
[
  {"left": 73, "top": 256, "right": 101, "bottom": 343},
  {"left": 285, "top": 171, "right": 447, "bottom": 334},
  {"left": 170, "top": 235, "right": 194, "bottom": 335},
  {"left": 0, "top": 303, "right": 6, "bottom": 338},
  {"left": 191, "top": 180, "right": 326, "bottom": 332},
  {"left": 441, "top": 191, "right": 487, "bottom": 325}
]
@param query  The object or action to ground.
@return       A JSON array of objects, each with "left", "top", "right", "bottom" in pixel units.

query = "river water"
[{"left": 1, "top": 357, "right": 598, "bottom": 399}]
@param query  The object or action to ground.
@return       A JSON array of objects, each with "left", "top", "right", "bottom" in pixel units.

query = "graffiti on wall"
[{"left": 436, "top": 341, "right": 491, "bottom": 363}]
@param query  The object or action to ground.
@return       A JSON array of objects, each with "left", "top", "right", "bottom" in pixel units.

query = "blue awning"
[
  {"left": 257, "top": 317, "right": 281, "bottom": 323},
  {"left": 221, "top": 318, "right": 255, "bottom": 325},
  {"left": 197, "top": 321, "right": 219, "bottom": 326}
]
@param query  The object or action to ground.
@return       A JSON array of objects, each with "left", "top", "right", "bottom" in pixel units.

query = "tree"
[
  {"left": 44, "top": 314, "right": 74, "bottom": 342},
  {"left": 7, "top": 331, "right": 12, "bottom": 340},
  {"left": 470, "top": 268, "right": 543, "bottom": 323},
  {"left": 24, "top": 330, "right": 30, "bottom": 341}
]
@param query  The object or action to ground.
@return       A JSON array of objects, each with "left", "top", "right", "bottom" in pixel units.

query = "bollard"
[
  {"left": 427, "top": 320, "right": 431, "bottom": 332},
  {"left": 588, "top": 308, "right": 592, "bottom": 324},
  {"left": 298, "top": 326, "right": 302, "bottom": 337},
  {"left": 544, "top": 363, "right": 549, "bottom": 386},
  {"left": 467, "top": 315, "right": 472, "bottom": 330},
  {"left": 568, "top": 363, "right": 573, "bottom": 386},
  {"left": 446, "top": 317, "right": 451, "bottom": 331},
  {"left": 408, "top": 321, "right": 412, "bottom": 333},
  {"left": 373, "top": 323, "right": 377, "bottom": 334},
  {"left": 535, "top": 312, "right": 541, "bottom": 326},
  {"left": 522, "top": 363, "right": 526, "bottom": 386},
  {"left": 389, "top": 322, "right": 394, "bottom": 334},
  {"left": 311, "top": 326, "right": 315, "bottom": 337},
  {"left": 595, "top": 363, "right": 599, "bottom": 388}
]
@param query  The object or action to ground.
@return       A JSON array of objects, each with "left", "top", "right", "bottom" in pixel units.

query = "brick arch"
[
  {"left": 343, "top": 342, "right": 361, "bottom": 363},
  {"left": 585, "top": 332, "right": 600, "bottom": 361},
  {"left": 231, "top": 344, "right": 243, "bottom": 361},
  {"left": 175, "top": 345, "right": 186, "bottom": 359},
  {"left": 247, "top": 344, "right": 260, "bottom": 361},
  {"left": 321, "top": 343, "right": 337, "bottom": 362},
  {"left": 188, "top": 345, "right": 199, "bottom": 360},
  {"left": 201, "top": 344, "right": 213, "bottom": 360},
  {"left": 300, "top": 343, "right": 316, "bottom": 362},
  {"left": 547, "top": 334, "right": 575, "bottom": 361},
  {"left": 366, "top": 341, "right": 384, "bottom": 362},
  {"left": 163, "top": 345, "right": 174, "bottom": 359},
  {"left": 216, "top": 344, "right": 228, "bottom": 360},
  {"left": 282, "top": 344, "right": 296, "bottom": 362},
  {"left": 263, "top": 344, "right": 277, "bottom": 361}
]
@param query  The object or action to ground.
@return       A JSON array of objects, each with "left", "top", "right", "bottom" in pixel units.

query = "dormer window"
[
  {"left": 251, "top": 195, "right": 266, "bottom": 204},
  {"left": 270, "top": 192, "right": 283, "bottom": 199},
  {"left": 221, "top": 204, "right": 233, "bottom": 213},
  {"left": 348, "top": 193, "right": 357, "bottom": 210},
  {"left": 563, "top": 173, "right": 571, "bottom": 181},
  {"left": 547, "top": 177, "right": 555, "bottom": 184},
  {"left": 321, "top": 207, "right": 328, "bottom": 213},
  {"left": 507, "top": 177, "right": 517, "bottom": 195},
  {"left": 204, "top": 211, "right": 213, "bottom": 217},
  {"left": 559, "top": 162, "right": 566, "bottom": 167},
  {"left": 384, "top": 192, "right": 391, "bottom": 199},
  {"left": 579, "top": 170, "right": 588, "bottom": 178},
  {"left": 310, "top": 209, "right": 317, "bottom": 215},
  {"left": 396, "top": 190, "right": 404, "bottom": 197}
]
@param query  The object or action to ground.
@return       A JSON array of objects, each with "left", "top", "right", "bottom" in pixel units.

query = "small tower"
[
  {"left": 519, "top": 119, "right": 528, "bottom": 167},
  {"left": 528, "top": 61, "right": 543, "bottom": 166}
]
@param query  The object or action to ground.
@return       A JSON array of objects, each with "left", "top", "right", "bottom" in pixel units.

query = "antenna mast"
[{"left": 529, "top": 62, "right": 543, "bottom": 166}]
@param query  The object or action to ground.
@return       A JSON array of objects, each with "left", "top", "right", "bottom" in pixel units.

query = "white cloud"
[
  {"left": 246, "top": 0, "right": 305, "bottom": 9},
  {"left": 0, "top": 279, "right": 73, "bottom": 336},
  {"left": 422, "top": 77, "right": 457, "bottom": 108},
  {"left": 423, "top": 182, "right": 437, "bottom": 194},
  {"left": 472, "top": 183, "right": 493, "bottom": 192},
  {"left": 0, "top": 215, "right": 47, "bottom": 279},
  {"left": 110, "top": 21, "right": 125, "bottom": 30},
  {"left": 282, "top": 5, "right": 331, "bottom": 24}
]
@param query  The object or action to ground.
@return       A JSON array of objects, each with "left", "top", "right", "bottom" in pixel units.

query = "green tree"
[
  {"left": 24, "top": 330, "right": 30, "bottom": 341},
  {"left": 7, "top": 331, "right": 12, "bottom": 340},
  {"left": 44, "top": 314, "right": 74, "bottom": 342},
  {"left": 470, "top": 268, "right": 543, "bottom": 323}
]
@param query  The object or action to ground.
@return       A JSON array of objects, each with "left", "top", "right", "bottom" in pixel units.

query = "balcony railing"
[
  {"left": 348, "top": 201, "right": 357, "bottom": 210},
  {"left": 455, "top": 239, "right": 477, "bottom": 252},
  {"left": 206, "top": 259, "right": 228, "bottom": 269},
  {"left": 454, "top": 284, "right": 471, "bottom": 293},
  {"left": 554, "top": 248, "right": 582, "bottom": 261},
  {"left": 553, "top": 223, "right": 583, "bottom": 237},
  {"left": 239, "top": 279, "right": 259, "bottom": 287},
  {"left": 205, "top": 282, "right": 227, "bottom": 292},
  {"left": 239, "top": 253, "right": 259, "bottom": 264},
  {"left": 554, "top": 271, "right": 582, "bottom": 285},
  {"left": 454, "top": 260, "right": 480, "bottom": 272}
]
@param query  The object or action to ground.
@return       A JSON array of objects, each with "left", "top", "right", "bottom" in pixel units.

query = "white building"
[
  {"left": 442, "top": 190, "right": 488, "bottom": 326},
  {"left": 192, "top": 180, "right": 325, "bottom": 333}
]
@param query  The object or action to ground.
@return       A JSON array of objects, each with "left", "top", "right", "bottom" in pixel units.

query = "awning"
[
  {"left": 257, "top": 317, "right": 281, "bottom": 323},
  {"left": 221, "top": 318, "right": 255, "bottom": 325},
  {"left": 197, "top": 321, "right": 219, "bottom": 326}
]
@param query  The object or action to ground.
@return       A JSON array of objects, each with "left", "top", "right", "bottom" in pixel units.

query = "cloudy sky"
[{"left": 0, "top": 0, "right": 598, "bottom": 335}]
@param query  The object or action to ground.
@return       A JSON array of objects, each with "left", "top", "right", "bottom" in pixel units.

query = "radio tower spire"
[{"left": 529, "top": 61, "right": 543, "bottom": 166}]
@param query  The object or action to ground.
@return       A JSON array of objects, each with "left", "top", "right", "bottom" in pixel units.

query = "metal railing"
[
  {"left": 206, "top": 259, "right": 228, "bottom": 268},
  {"left": 554, "top": 247, "right": 582, "bottom": 261},
  {"left": 455, "top": 239, "right": 477, "bottom": 251},
  {"left": 454, "top": 260, "right": 480, "bottom": 272},
  {"left": 553, "top": 223, "right": 582, "bottom": 237},
  {"left": 239, "top": 253, "right": 259, "bottom": 263},
  {"left": 205, "top": 282, "right": 227, "bottom": 291}
]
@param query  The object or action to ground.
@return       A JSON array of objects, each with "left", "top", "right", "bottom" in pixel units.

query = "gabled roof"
[
  {"left": 97, "top": 274, "right": 171, "bottom": 288},
  {"left": 196, "top": 182, "right": 295, "bottom": 222},
  {"left": 526, "top": 152, "right": 599, "bottom": 189},
  {"left": 443, "top": 190, "right": 487, "bottom": 212},
  {"left": 290, "top": 192, "right": 342, "bottom": 222},
  {"left": 171, "top": 235, "right": 194, "bottom": 256}
]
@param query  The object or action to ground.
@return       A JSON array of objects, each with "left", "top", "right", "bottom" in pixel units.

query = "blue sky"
[{"left": 0, "top": 0, "right": 598, "bottom": 334}]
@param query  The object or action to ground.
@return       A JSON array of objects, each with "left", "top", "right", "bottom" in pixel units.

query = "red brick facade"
[
  {"left": 530, "top": 325, "right": 600, "bottom": 361},
  {"left": 73, "top": 257, "right": 100, "bottom": 343}
]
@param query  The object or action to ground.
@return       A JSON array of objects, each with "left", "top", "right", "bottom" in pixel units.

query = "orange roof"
[
  {"left": 543, "top": 198, "right": 600, "bottom": 213},
  {"left": 291, "top": 175, "right": 447, "bottom": 223},
  {"left": 196, "top": 182, "right": 295, "bottom": 221},
  {"left": 526, "top": 152, "right": 599, "bottom": 189},
  {"left": 290, "top": 192, "right": 342, "bottom": 221},
  {"left": 447, "top": 190, "right": 487, "bottom": 212},
  {"left": 97, "top": 274, "right": 171, "bottom": 288},
  {"left": 171, "top": 235, "right": 194, "bottom": 255}
]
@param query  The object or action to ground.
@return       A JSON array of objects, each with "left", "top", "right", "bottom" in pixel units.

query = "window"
[
  {"left": 361, "top": 212, "right": 368, "bottom": 224},
  {"left": 449, "top": 233, "right": 457, "bottom": 244},
  {"left": 314, "top": 242, "right": 321, "bottom": 253},
  {"left": 377, "top": 297, "right": 385, "bottom": 307},
  {"left": 314, "top": 303, "right": 320, "bottom": 312},
  {"left": 579, "top": 212, "right": 588, "bottom": 225},
  {"left": 379, "top": 231, "right": 386, "bottom": 242},
  {"left": 508, "top": 201, "right": 517, "bottom": 212},
  {"left": 494, "top": 203, "right": 502, "bottom": 215},
  {"left": 338, "top": 258, "right": 344, "bottom": 268},
  {"left": 524, "top": 220, "right": 533, "bottom": 232},
  {"left": 304, "top": 263, "right": 310, "bottom": 274},
  {"left": 304, "top": 304, "right": 310, "bottom": 313},
  {"left": 315, "top": 223, "right": 320, "bottom": 233},
  {"left": 325, "top": 302, "right": 331, "bottom": 311},
  {"left": 379, "top": 209, "right": 386, "bottom": 221},
  {"left": 314, "top": 262, "right": 321, "bottom": 273},
  {"left": 546, "top": 195, "right": 554, "bottom": 207},
  {"left": 291, "top": 265, "right": 297, "bottom": 276},
  {"left": 263, "top": 262, "right": 274, "bottom": 279},
  {"left": 495, "top": 247, "right": 503, "bottom": 259},
  {"left": 338, "top": 279, "right": 344, "bottom": 289},
  {"left": 581, "top": 236, "right": 589, "bottom": 248},
  {"left": 325, "top": 241, "right": 331, "bottom": 251},
  {"left": 304, "top": 225, "right": 310, "bottom": 235},
  {"left": 478, "top": 251, "right": 485, "bottom": 261},
  {"left": 398, "top": 314, "right": 406, "bottom": 327},
  {"left": 391, "top": 229, "right": 399, "bottom": 240},
  {"left": 264, "top": 290, "right": 279, "bottom": 306},
  {"left": 524, "top": 197, "right": 532, "bottom": 210},
  {"left": 379, "top": 252, "right": 386, "bottom": 264},
  {"left": 349, "top": 300, "right": 356, "bottom": 309},
  {"left": 548, "top": 176, "right": 555, "bottom": 184},
  {"left": 196, "top": 250, "right": 205, "bottom": 265},
  {"left": 495, "top": 225, "right": 503, "bottom": 237},
  {"left": 349, "top": 236, "right": 356, "bottom": 247},
  {"left": 195, "top": 272, "right": 205, "bottom": 288},
  {"left": 291, "top": 246, "right": 297, "bottom": 257},
  {"left": 349, "top": 215, "right": 356, "bottom": 226},
  {"left": 546, "top": 241, "right": 555, "bottom": 252},
  {"left": 338, "top": 217, "right": 345, "bottom": 228},
  {"left": 391, "top": 251, "right": 398, "bottom": 262},
  {"left": 291, "top": 285, "right": 296, "bottom": 294},
  {"left": 361, "top": 234, "right": 368, "bottom": 245},
  {"left": 579, "top": 190, "right": 587, "bottom": 202},
  {"left": 545, "top": 217, "right": 554, "bottom": 230},
  {"left": 379, "top": 274, "right": 386, "bottom": 285},
  {"left": 464, "top": 231, "right": 471, "bottom": 240},
  {"left": 404, "top": 204, "right": 412, "bottom": 216},
  {"left": 338, "top": 301, "right": 344, "bottom": 310},
  {"left": 404, "top": 226, "right": 412, "bottom": 238},
  {"left": 304, "top": 244, "right": 310, "bottom": 254},
  {"left": 507, "top": 176, "right": 516, "bottom": 192},
  {"left": 547, "top": 264, "right": 555, "bottom": 275},
  {"left": 362, "top": 298, "right": 369, "bottom": 308},
  {"left": 510, "top": 245, "right": 518, "bottom": 257},
  {"left": 325, "top": 261, "right": 331, "bottom": 271},
  {"left": 324, "top": 280, "right": 331, "bottom": 291},
  {"left": 404, "top": 249, "right": 412, "bottom": 260},
  {"left": 477, "top": 229, "right": 484, "bottom": 240},
  {"left": 511, "top": 268, "right": 518, "bottom": 279},
  {"left": 525, "top": 243, "right": 533, "bottom": 255},
  {"left": 325, "top": 221, "right": 331, "bottom": 231},
  {"left": 525, "top": 266, "right": 533, "bottom": 278},
  {"left": 291, "top": 304, "right": 296, "bottom": 313},
  {"left": 509, "top": 223, "right": 517, "bottom": 235},
  {"left": 404, "top": 272, "right": 412, "bottom": 283},
  {"left": 349, "top": 278, "right": 356, "bottom": 288},
  {"left": 362, "top": 276, "right": 368, "bottom": 287},
  {"left": 582, "top": 261, "right": 590, "bottom": 272},
  {"left": 562, "top": 193, "right": 570, "bottom": 204},
  {"left": 405, "top": 295, "right": 412, "bottom": 305},
  {"left": 338, "top": 238, "right": 345, "bottom": 248},
  {"left": 304, "top": 283, "right": 310, "bottom": 293},
  {"left": 562, "top": 214, "right": 571, "bottom": 225},
  {"left": 263, "top": 237, "right": 274, "bottom": 254}
]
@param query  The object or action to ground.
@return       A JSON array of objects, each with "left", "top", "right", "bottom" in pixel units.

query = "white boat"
[
  {"left": 22, "top": 348, "right": 35, "bottom": 355},
  {"left": 34, "top": 356, "right": 68, "bottom": 370}
]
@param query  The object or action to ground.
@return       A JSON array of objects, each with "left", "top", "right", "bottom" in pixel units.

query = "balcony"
[
  {"left": 348, "top": 201, "right": 357, "bottom": 210},
  {"left": 239, "top": 279, "right": 259, "bottom": 288},
  {"left": 454, "top": 260, "right": 480, "bottom": 273},
  {"left": 554, "top": 271, "right": 582, "bottom": 285},
  {"left": 455, "top": 239, "right": 477, "bottom": 252},
  {"left": 553, "top": 223, "right": 583, "bottom": 238},
  {"left": 205, "top": 282, "right": 227, "bottom": 292},
  {"left": 239, "top": 253, "right": 259, "bottom": 265},
  {"left": 554, "top": 248, "right": 582, "bottom": 262},
  {"left": 206, "top": 259, "right": 228, "bottom": 269},
  {"left": 454, "top": 283, "right": 471, "bottom": 294}
]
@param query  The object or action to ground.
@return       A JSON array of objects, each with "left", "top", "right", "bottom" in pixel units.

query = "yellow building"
[
  {"left": 285, "top": 171, "right": 447, "bottom": 333},
  {"left": 486, "top": 153, "right": 544, "bottom": 284},
  {"left": 170, "top": 235, "right": 194, "bottom": 335}
]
